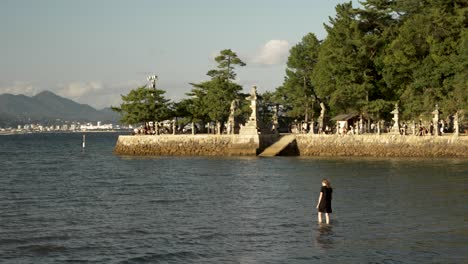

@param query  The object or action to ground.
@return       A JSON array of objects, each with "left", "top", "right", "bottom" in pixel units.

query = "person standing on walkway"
[{"left": 316, "top": 179, "right": 333, "bottom": 224}]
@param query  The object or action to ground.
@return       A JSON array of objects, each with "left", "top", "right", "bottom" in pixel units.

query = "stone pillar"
[
  {"left": 272, "top": 104, "right": 279, "bottom": 135},
  {"left": 228, "top": 99, "right": 238, "bottom": 134},
  {"left": 359, "top": 117, "right": 364, "bottom": 135},
  {"left": 390, "top": 103, "right": 400, "bottom": 134},
  {"left": 454, "top": 112, "right": 459, "bottom": 136},
  {"left": 172, "top": 120, "right": 176, "bottom": 135},
  {"left": 318, "top": 102, "right": 325, "bottom": 133},
  {"left": 432, "top": 104, "right": 439, "bottom": 136}
]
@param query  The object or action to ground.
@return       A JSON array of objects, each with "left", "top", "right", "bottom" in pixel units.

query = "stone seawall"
[
  {"left": 114, "top": 134, "right": 468, "bottom": 158},
  {"left": 294, "top": 134, "right": 468, "bottom": 158},
  {"left": 114, "top": 134, "right": 279, "bottom": 156}
]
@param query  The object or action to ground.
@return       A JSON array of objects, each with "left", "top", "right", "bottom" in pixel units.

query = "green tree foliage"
[
  {"left": 447, "top": 28, "right": 468, "bottom": 114},
  {"left": 112, "top": 85, "right": 171, "bottom": 125},
  {"left": 257, "top": 91, "right": 276, "bottom": 128},
  {"left": 311, "top": 2, "right": 396, "bottom": 118},
  {"left": 189, "top": 49, "right": 246, "bottom": 134},
  {"left": 207, "top": 49, "right": 246, "bottom": 80},
  {"left": 383, "top": 0, "right": 468, "bottom": 118},
  {"left": 276, "top": 33, "right": 321, "bottom": 121},
  {"left": 278, "top": 0, "right": 467, "bottom": 123}
]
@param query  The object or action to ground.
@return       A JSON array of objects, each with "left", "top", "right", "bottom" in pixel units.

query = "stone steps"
[{"left": 258, "top": 134, "right": 296, "bottom": 157}]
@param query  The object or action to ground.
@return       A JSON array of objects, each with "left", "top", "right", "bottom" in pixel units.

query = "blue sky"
[{"left": 0, "top": 0, "right": 358, "bottom": 108}]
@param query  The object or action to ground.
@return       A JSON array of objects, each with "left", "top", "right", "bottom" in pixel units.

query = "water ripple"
[{"left": 0, "top": 133, "right": 467, "bottom": 263}]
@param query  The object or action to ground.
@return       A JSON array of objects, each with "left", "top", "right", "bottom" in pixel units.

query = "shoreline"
[{"left": 0, "top": 130, "right": 129, "bottom": 136}]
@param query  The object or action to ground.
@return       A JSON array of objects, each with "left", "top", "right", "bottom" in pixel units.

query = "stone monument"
[
  {"left": 239, "top": 86, "right": 260, "bottom": 135},
  {"left": 432, "top": 104, "right": 439, "bottom": 136},
  {"left": 228, "top": 99, "right": 239, "bottom": 134},
  {"left": 390, "top": 103, "right": 400, "bottom": 134},
  {"left": 318, "top": 102, "right": 326, "bottom": 133},
  {"left": 172, "top": 119, "right": 176, "bottom": 135}
]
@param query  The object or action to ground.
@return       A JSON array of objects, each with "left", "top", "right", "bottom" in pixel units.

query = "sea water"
[{"left": 0, "top": 133, "right": 467, "bottom": 263}]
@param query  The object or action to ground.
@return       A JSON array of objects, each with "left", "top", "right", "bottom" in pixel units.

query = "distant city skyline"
[{"left": 1, "top": 0, "right": 358, "bottom": 109}]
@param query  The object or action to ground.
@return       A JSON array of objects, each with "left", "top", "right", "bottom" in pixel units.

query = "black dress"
[{"left": 318, "top": 186, "right": 332, "bottom": 213}]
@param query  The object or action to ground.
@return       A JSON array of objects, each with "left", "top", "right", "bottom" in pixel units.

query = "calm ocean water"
[{"left": 0, "top": 132, "right": 467, "bottom": 264}]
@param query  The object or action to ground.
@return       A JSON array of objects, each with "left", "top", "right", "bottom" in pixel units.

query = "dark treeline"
[{"left": 113, "top": 0, "right": 467, "bottom": 133}]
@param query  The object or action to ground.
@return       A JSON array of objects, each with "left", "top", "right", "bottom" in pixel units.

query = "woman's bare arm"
[{"left": 316, "top": 192, "right": 323, "bottom": 208}]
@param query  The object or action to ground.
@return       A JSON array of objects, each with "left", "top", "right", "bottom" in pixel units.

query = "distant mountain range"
[{"left": 0, "top": 91, "right": 119, "bottom": 126}]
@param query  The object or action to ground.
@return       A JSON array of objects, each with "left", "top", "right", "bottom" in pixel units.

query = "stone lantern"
[{"left": 390, "top": 103, "right": 400, "bottom": 134}]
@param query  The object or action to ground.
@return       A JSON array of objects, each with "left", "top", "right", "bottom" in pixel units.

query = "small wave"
[
  {"left": 238, "top": 232, "right": 270, "bottom": 237},
  {"left": 278, "top": 223, "right": 298, "bottom": 228},
  {"left": 149, "top": 199, "right": 187, "bottom": 204},
  {"left": 0, "top": 235, "right": 71, "bottom": 246},
  {"left": 196, "top": 232, "right": 226, "bottom": 240},
  {"left": 120, "top": 251, "right": 201, "bottom": 263},
  {"left": 17, "top": 244, "right": 67, "bottom": 255},
  {"left": 0, "top": 238, "right": 25, "bottom": 245}
]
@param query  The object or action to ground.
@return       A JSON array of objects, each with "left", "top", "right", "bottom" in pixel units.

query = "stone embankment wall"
[
  {"left": 294, "top": 134, "right": 468, "bottom": 158},
  {"left": 114, "top": 134, "right": 278, "bottom": 156},
  {"left": 114, "top": 134, "right": 468, "bottom": 158}
]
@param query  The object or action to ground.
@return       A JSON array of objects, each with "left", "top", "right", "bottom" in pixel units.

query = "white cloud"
[
  {"left": 0, "top": 81, "right": 40, "bottom": 96},
  {"left": 69, "top": 80, "right": 144, "bottom": 109},
  {"left": 252, "top": 40, "right": 290, "bottom": 65},
  {"left": 57, "top": 81, "right": 103, "bottom": 99},
  {"left": 209, "top": 50, "right": 219, "bottom": 61}
]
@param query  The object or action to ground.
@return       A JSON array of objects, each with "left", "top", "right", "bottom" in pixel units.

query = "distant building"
[{"left": 80, "top": 122, "right": 113, "bottom": 131}]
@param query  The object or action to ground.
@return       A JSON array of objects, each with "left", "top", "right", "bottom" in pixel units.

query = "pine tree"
[
  {"left": 276, "top": 33, "right": 321, "bottom": 121},
  {"left": 112, "top": 85, "right": 171, "bottom": 127},
  {"left": 189, "top": 49, "right": 245, "bottom": 134}
]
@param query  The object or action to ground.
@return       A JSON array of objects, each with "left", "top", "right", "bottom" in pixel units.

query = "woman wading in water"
[{"left": 316, "top": 179, "right": 333, "bottom": 224}]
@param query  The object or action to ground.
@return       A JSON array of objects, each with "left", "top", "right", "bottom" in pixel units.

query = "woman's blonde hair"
[{"left": 322, "top": 178, "right": 331, "bottom": 188}]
